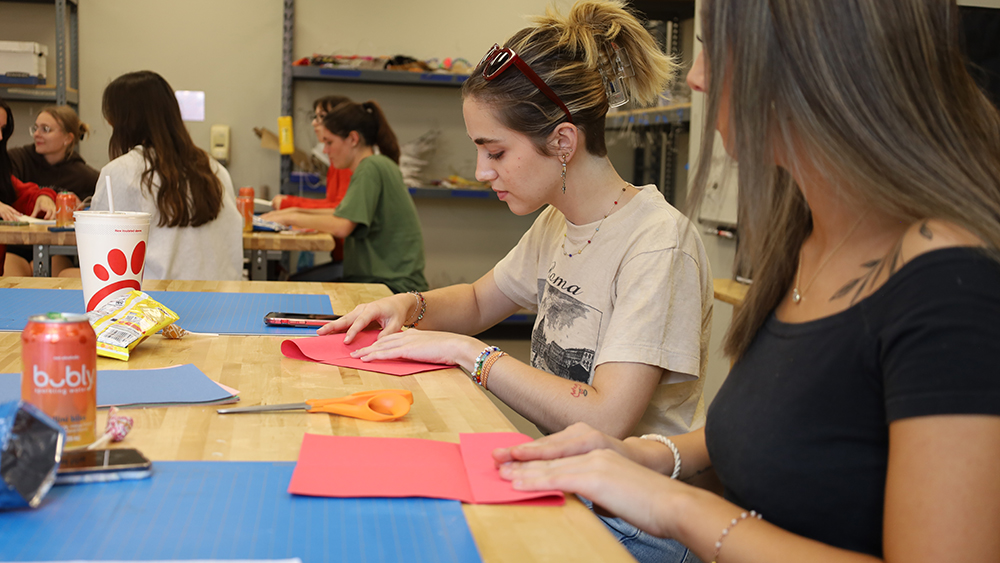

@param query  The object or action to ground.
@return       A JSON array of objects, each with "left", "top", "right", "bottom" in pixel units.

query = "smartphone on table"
[
  {"left": 263, "top": 312, "right": 342, "bottom": 327},
  {"left": 56, "top": 448, "right": 152, "bottom": 484}
]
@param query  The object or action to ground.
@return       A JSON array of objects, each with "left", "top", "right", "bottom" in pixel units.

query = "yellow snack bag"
[{"left": 86, "top": 290, "right": 180, "bottom": 361}]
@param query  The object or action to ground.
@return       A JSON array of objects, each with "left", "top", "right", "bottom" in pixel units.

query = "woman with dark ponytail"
[{"left": 262, "top": 99, "right": 427, "bottom": 293}]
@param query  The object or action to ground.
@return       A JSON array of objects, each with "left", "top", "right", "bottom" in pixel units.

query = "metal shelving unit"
[
  {"left": 292, "top": 66, "right": 468, "bottom": 88},
  {"left": 0, "top": 0, "right": 79, "bottom": 107},
  {"left": 279, "top": 0, "right": 470, "bottom": 192}
]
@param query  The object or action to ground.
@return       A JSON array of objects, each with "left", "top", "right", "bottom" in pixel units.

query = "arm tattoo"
[{"left": 569, "top": 383, "right": 589, "bottom": 398}]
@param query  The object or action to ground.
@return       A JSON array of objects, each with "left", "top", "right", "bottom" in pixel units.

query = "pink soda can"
[{"left": 21, "top": 313, "right": 98, "bottom": 448}]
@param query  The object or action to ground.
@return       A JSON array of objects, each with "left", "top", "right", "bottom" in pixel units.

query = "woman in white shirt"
[{"left": 90, "top": 71, "right": 242, "bottom": 281}]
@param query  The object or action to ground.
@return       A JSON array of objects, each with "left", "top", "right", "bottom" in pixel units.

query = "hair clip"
[{"left": 598, "top": 42, "right": 635, "bottom": 108}]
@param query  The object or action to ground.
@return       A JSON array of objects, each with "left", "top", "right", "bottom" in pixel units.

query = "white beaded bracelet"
[
  {"left": 640, "top": 433, "right": 681, "bottom": 480},
  {"left": 711, "top": 510, "right": 762, "bottom": 563}
]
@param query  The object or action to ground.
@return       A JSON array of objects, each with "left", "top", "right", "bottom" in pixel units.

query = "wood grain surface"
[
  {"left": 0, "top": 277, "right": 633, "bottom": 563},
  {"left": 0, "top": 225, "right": 334, "bottom": 252}
]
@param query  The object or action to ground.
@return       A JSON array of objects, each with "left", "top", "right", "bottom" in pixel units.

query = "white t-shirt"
[
  {"left": 91, "top": 147, "right": 243, "bottom": 281},
  {"left": 493, "top": 185, "right": 713, "bottom": 436}
]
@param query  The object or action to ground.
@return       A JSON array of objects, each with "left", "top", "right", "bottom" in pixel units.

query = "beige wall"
[{"left": 5, "top": 0, "right": 690, "bottom": 290}]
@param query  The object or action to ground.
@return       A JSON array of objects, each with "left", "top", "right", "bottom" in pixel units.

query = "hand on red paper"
[
  {"left": 318, "top": 292, "right": 421, "bottom": 344},
  {"left": 349, "top": 328, "right": 486, "bottom": 374},
  {"left": 497, "top": 440, "right": 689, "bottom": 539},
  {"left": 492, "top": 421, "right": 632, "bottom": 466}
]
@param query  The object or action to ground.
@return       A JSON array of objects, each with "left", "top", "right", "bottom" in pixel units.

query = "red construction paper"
[
  {"left": 288, "top": 433, "right": 565, "bottom": 506},
  {"left": 281, "top": 331, "right": 450, "bottom": 376}
]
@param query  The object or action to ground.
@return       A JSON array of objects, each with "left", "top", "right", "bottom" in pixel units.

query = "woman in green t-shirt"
[{"left": 262, "top": 100, "right": 427, "bottom": 293}]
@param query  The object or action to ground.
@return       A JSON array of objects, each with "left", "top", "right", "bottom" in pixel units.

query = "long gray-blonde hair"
[{"left": 688, "top": 0, "right": 1000, "bottom": 359}]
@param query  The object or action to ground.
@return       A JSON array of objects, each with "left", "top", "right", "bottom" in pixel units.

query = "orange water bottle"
[{"left": 237, "top": 187, "right": 254, "bottom": 232}]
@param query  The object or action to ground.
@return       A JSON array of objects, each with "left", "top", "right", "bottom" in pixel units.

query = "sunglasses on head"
[{"left": 479, "top": 43, "right": 574, "bottom": 124}]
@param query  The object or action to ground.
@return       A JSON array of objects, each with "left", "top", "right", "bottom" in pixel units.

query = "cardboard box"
[{"left": 0, "top": 41, "right": 48, "bottom": 79}]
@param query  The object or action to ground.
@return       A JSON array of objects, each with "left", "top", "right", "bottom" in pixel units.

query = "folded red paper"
[
  {"left": 288, "top": 432, "right": 565, "bottom": 506},
  {"left": 281, "top": 331, "right": 450, "bottom": 376}
]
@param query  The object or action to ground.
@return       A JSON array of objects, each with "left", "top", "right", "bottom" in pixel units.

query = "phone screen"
[
  {"left": 263, "top": 312, "right": 342, "bottom": 327},
  {"left": 58, "top": 448, "right": 151, "bottom": 474}
]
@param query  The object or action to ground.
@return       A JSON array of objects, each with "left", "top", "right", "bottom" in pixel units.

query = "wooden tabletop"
[
  {"left": 713, "top": 278, "right": 749, "bottom": 307},
  {"left": 0, "top": 277, "right": 632, "bottom": 563},
  {"left": 0, "top": 225, "right": 334, "bottom": 252}
]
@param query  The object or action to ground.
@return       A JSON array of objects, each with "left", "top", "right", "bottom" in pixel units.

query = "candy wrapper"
[
  {"left": 160, "top": 324, "right": 189, "bottom": 339},
  {"left": 0, "top": 401, "right": 65, "bottom": 511},
  {"left": 87, "top": 407, "right": 134, "bottom": 450},
  {"left": 87, "top": 290, "right": 180, "bottom": 361}
]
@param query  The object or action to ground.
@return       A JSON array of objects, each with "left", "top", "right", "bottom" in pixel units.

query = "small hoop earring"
[{"left": 560, "top": 155, "right": 567, "bottom": 194}]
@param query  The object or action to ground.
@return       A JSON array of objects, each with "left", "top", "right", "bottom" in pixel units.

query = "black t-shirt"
[{"left": 705, "top": 247, "right": 1000, "bottom": 557}]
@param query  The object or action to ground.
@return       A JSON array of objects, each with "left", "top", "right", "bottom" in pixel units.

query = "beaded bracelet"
[
  {"left": 472, "top": 346, "right": 501, "bottom": 385},
  {"left": 639, "top": 434, "right": 682, "bottom": 480},
  {"left": 404, "top": 291, "right": 426, "bottom": 328},
  {"left": 710, "top": 510, "right": 762, "bottom": 563},
  {"left": 479, "top": 351, "right": 507, "bottom": 391}
]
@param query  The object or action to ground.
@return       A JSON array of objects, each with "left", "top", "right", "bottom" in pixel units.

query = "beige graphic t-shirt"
[{"left": 493, "top": 185, "right": 713, "bottom": 436}]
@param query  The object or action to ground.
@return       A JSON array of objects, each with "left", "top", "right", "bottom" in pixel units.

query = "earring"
[{"left": 560, "top": 155, "right": 567, "bottom": 194}]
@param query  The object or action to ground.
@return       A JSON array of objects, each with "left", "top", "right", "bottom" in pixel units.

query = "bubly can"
[
  {"left": 55, "top": 192, "right": 76, "bottom": 227},
  {"left": 21, "top": 313, "right": 97, "bottom": 448}
]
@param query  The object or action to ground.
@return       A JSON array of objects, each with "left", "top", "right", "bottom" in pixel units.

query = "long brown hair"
[
  {"left": 40, "top": 105, "right": 90, "bottom": 155},
  {"left": 102, "top": 71, "right": 223, "bottom": 228},
  {"left": 321, "top": 100, "right": 400, "bottom": 164},
  {"left": 687, "top": 0, "right": 1000, "bottom": 359},
  {"left": 461, "top": 0, "right": 676, "bottom": 157}
]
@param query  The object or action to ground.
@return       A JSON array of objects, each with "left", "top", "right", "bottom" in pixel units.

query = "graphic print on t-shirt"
[{"left": 530, "top": 278, "right": 601, "bottom": 383}]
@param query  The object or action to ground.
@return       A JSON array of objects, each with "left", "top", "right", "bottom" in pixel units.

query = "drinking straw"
[{"left": 106, "top": 176, "right": 115, "bottom": 213}]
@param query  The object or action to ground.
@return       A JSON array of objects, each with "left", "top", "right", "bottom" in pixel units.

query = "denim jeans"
[{"left": 581, "top": 498, "right": 703, "bottom": 563}]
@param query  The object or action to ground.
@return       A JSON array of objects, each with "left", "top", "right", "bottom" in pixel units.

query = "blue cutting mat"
[
  {"left": 0, "top": 365, "right": 234, "bottom": 407},
  {"left": 0, "top": 461, "right": 482, "bottom": 563},
  {"left": 0, "top": 288, "right": 335, "bottom": 335}
]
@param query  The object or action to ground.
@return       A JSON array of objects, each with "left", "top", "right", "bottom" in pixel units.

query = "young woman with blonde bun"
[
  {"left": 496, "top": 1, "right": 1000, "bottom": 563},
  {"left": 322, "top": 0, "right": 711, "bottom": 482},
  {"left": 7, "top": 105, "right": 100, "bottom": 276},
  {"left": 9, "top": 105, "right": 99, "bottom": 200}
]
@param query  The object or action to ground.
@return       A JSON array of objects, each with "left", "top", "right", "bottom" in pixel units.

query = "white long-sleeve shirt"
[{"left": 91, "top": 147, "right": 243, "bottom": 281}]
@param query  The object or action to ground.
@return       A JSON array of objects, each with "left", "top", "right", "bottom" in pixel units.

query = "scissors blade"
[{"left": 217, "top": 403, "right": 310, "bottom": 414}]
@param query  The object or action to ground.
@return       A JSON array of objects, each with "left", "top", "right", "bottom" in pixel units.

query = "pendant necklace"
[
  {"left": 792, "top": 210, "right": 868, "bottom": 304},
  {"left": 561, "top": 184, "right": 628, "bottom": 258}
]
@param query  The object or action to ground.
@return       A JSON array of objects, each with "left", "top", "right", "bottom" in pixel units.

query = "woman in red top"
[
  {"left": 271, "top": 96, "right": 354, "bottom": 264},
  {"left": 1, "top": 98, "right": 57, "bottom": 276}
]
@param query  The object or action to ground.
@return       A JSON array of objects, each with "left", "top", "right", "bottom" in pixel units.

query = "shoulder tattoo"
[{"left": 829, "top": 239, "right": 905, "bottom": 305}]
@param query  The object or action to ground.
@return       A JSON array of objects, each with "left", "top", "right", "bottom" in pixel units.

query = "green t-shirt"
[{"left": 334, "top": 154, "right": 428, "bottom": 293}]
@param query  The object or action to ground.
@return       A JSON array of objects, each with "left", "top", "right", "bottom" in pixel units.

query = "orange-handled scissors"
[{"left": 217, "top": 389, "right": 413, "bottom": 422}]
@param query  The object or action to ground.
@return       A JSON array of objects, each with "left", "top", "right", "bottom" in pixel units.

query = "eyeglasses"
[
  {"left": 29, "top": 124, "right": 59, "bottom": 135},
  {"left": 479, "top": 43, "right": 574, "bottom": 124},
  {"left": 310, "top": 111, "right": 327, "bottom": 124}
]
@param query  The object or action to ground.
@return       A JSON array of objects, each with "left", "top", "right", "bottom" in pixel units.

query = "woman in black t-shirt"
[{"left": 492, "top": 2, "right": 1000, "bottom": 563}]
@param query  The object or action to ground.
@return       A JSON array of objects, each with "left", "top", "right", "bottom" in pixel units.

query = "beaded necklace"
[{"left": 561, "top": 184, "right": 628, "bottom": 258}]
